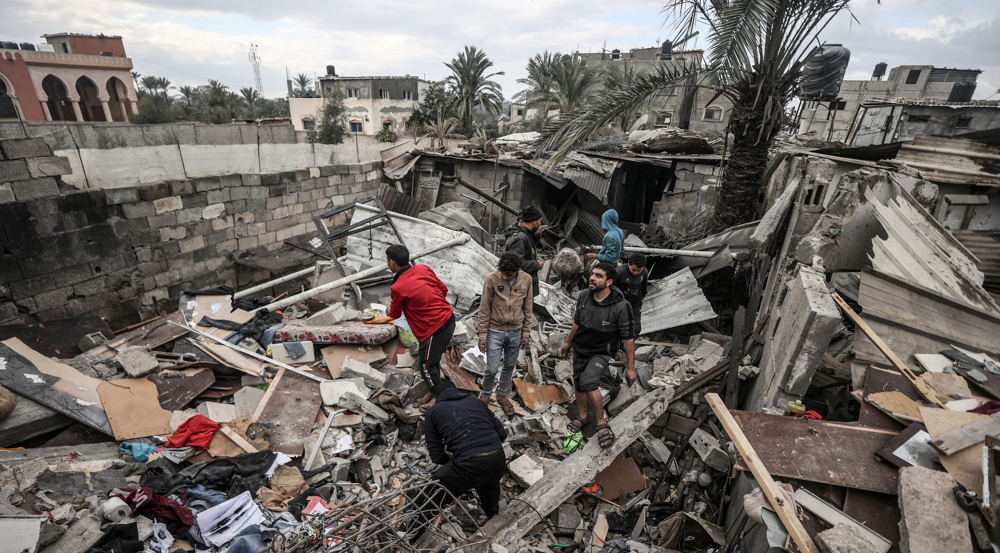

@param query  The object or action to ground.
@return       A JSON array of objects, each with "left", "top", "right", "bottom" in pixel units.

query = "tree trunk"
[{"left": 714, "top": 104, "right": 775, "bottom": 230}]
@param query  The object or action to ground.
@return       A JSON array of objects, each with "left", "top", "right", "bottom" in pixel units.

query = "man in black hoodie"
[
  {"left": 421, "top": 381, "right": 508, "bottom": 520},
  {"left": 560, "top": 262, "right": 636, "bottom": 449},
  {"left": 502, "top": 205, "right": 544, "bottom": 297}
]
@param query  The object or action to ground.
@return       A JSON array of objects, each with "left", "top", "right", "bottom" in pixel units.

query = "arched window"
[
  {"left": 42, "top": 75, "right": 73, "bottom": 121},
  {"left": 703, "top": 106, "right": 723, "bottom": 121},
  {"left": 0, "top": 73, "right": 20, "bottom": 120}
]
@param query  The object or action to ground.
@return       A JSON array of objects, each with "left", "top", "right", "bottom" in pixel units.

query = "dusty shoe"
[{"left": 496, "top": 395, "right": 516, "bottom": 416}]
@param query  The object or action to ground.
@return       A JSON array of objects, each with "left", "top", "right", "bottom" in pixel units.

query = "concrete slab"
[
  {"left": 234, "top": 387, "right": 266, "bottom": 419},
  {"left": 340, "top": 356, "right": 387, "bottom": 388},
  {"left": 509, "top": 455, "right": 544, "bottom": 488},
  {"left": 0, "top": 514, "right": 46, "bottom": 553},
  {"left": 816, "top": 523, "right": 878, "bottom": 553},
  {"left": 898, "top": 466, "right": 971, "bottom": 553},
  {"left": 117, "top": 346, "right": 159, "bottom": 378}
]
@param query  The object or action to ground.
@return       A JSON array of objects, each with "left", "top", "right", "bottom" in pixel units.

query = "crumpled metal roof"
[
  {"left": 380, "top": 140, "right": 420, "bottom": 180},
  {"left": 640, "top": 267, "right": 717, "bottom": 334}
]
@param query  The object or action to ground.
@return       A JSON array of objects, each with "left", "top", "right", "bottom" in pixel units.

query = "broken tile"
[{"left": 116, "top": 346, "right": 159, "bottom": 378}]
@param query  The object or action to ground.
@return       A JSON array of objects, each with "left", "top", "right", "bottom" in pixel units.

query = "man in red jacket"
[{"left": 366, "top": 244, "right": 455, "bottom": 408}]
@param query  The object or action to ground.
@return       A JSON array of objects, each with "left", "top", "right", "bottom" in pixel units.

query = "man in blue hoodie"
[
  {"left": 585, "top": 209, "right": 625, "bottom": 266},
  {"left": 421, "top": 381, "right": 508, "bottom": 521}
]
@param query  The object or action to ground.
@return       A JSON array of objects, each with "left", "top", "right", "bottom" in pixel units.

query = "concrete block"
[
  {"left": 320, "top": 378, "right": 369, "bottom": 405},
  {"left": 25, "top": 156, "right": 72, "bottom": 178},
  {"left": 773, "top": 267, "right": 841, "bottom": 397},
  {"left": 270, "top": 341, "right": 316, "bottom": 364},
  {"left": 451, "top": 321, "right": 474, "bottom": 344},
  {"left": 202, "top": 203, "right": 226, "bottom": 219},
  {"left": 554, "top": 503, "right": 582, "bottom": 536},
  {"left": 39, "top": 514, "right": 102, "bottom": 553},
  {"left": 693, "top": 163, "right": 717, "bottom": 175},
  {"left": 665, "top": 413, "right": 698, "bottom": 435},
  {"left": 77, "top": 332, "right": 107, "bottom": 352},
  {"left": 196, "top": 401, "right": 237, "bottom": 423},
  {"left": 634, "top": 345, "right": 657, "bottom": 362},
  {"left": 117, "top": 346, "right": 159, "bottom": 378},
  {"left": 640, "top": 431, "right": 672, "bottom": 464},
  {"left": 234, "top": 387, "right": 266, "bottom": 418},
  {"left": 898, "top": 466, "right": 971, "bottom": 553},
  {"left": 153, "top": 196, "right": 183, "bottom": 214},
  {"left": 689, "top": 428, "right": 730, "bottom": 471},
  {"left": 10, "top": 177, "right": 59, "bottom": 200},
  {"left": 1, "top": 138, "right": 51, "bottom": 159},
  {"left": 340, "top": 356, "right": 386, "bottom": 388},
  {"left": 340, "top": 391, "right": 388, "bottom": 420},
  {"left": 607, "top": 382, "right": 645, "bottom": 416},
  {"left": 104, "top": 187, "right": 138, "bottom": 205},
  {"left": 0, "top": 183, "right": 13, "bottom": 203},
  {"left": 508, "top": 455, "right": 544, "bottom": 487},
  {"left": 328, "top": 457, "right": 352, "bottom": 481},
  {"left": 307, "top": 303, "right": 362, "bottom": 326},
  {"left": 816, "top": 523, "right": 878, "bottom": 553},
  {"left": 554, "top": 360, "right": 573, "bottom": 382}
]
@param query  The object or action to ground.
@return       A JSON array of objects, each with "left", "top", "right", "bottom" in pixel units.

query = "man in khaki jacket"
[{"left": 477, "top": 251, "right": 533, "bottom": 415}]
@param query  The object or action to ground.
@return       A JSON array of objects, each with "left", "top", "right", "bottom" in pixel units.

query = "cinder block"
[
  {"left": 0, "top": 183, "right": 14, "bottom": 203},
  {"left": 104, "top": 187, "right": 139, "bottom": 205},
  {"left": 1, "top": 138, "right": 51, "bottom": 159},
  {"left": 689, "top": 428, "right": 730, "bottom": 471},
  {"left": 25, "top": 156, "right": 72, "bottom": 178},
  {"left": 137, "top": 182, "right": 170, "bottom": 201}
]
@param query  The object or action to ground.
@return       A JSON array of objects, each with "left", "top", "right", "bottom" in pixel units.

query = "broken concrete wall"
[
  {"left": 431, "top": 158, "right": 526, "bottom": 231},
  {"left": 650, "top": 160, "right": 721, "bottom": 241},
  {"left": 0, "top": 121, "right": 296, "bottom": 151},
  {"left": 0, "top": 136, "right": 382, "bottom": 327},
  {"left": 745, "top": 266, "right": 841, "bottom": 411}
]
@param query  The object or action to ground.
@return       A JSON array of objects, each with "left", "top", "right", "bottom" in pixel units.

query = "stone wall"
[
  {"left": 0, "top": 121, "right": 297, "bottom": 151},
  {"left": 650, "top": 160, "right": 721, "bottom": 240},
  {"left": 0, "top": 136, "right": 383, "bottom": 328},
  {"left": 430, "top": 158, "right": 527, "bottom": 233}
]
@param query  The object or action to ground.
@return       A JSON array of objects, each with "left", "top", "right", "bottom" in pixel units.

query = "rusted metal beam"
[{"left": 455, "top": 178, "right": 519, "bottom": 215}]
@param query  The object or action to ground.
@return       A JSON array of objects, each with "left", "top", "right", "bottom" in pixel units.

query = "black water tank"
[
  {"left": 801, "top": 44, "right": 851, "bottom": 99},
  {"left": 660, "top": 41, "right": 672, "bottom": 54},
  {"left": 873, "top": 62, "right": 887, "bottom": 79},
  {"left": 19, "top": 42, "right": 35, "bottom": 51},
  {"left": 326, "top": 65, "right": 336, "bottom": 76},
  {"left": 611, "top": 48, "right": 621, "bottom": 60},
  {"left": 2, "top": 42, "right": 18, "bottom": 50},
  {"left": 948, "top": 82, "right": 976, "bottom": 103}
]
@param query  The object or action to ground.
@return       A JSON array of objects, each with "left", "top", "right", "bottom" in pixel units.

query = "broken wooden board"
[
  {"left": 148, "top": 368, "right": 216, "bottom": 411},
  {"left": 440, "top": 358, "right": 481, "bottom": 393},
  {"left": 730, "top": 410, "right": 899, "bottom": 494},
  {"left": 0, "top": 338, "right": 112, "bottom": 435},
  {"left": 953, "top": 363, "right": 1000, "bottom": 401},
  {"left": 929, "top": 411, "right": 1000, "bottom": 456},
  {"left": 513, "top": 378, "right": 571, "bottom": 411},
  {"left": 189, "top": 339, "right": 267, "bottom": 376},
  {"left": 208, "top": 416, "right": 268, "bottom": 458},
  {"left": 99, "top": 311, "right": 188, "bottom": 353},
  {"left": 918, "top": 372, "right": 971, "bottom": 402},
  {"left": 474, "top": 387, "right": 673, "bottom": 551},
  {"left": 0, "top": 393, "right": 72, "bottom": 447},
  {"left": 0, "top": 317, "right": 114, "bottom": 359},
  {"left": 251, "top": 367, "right": 325, "bottom": 456},
  {"left": 595, "top": 456, "right": 646, "bottom": 501},
  {"left": 793, "top": 488, "right": 892, "bottom": 553},
  {"left": 320, "top": 345, "right": 385, "bottom": 379},
  {"left": 97, "top": 378, "right": 173, "bottom": 441},
  {"left": 186, "top": 295, "right": 254, "bottom": 338},
  {"left": 876, "top": 422, "right": 930, "bottom": 469},
  {"left": 860, "top": 367, "right": 922, "bottom": 431},
  {"left": 866, "top": 391, "right": 923, "bottom": 422},
  {"left": 920, "top": 407, "right": 988, "bottom": 493}
]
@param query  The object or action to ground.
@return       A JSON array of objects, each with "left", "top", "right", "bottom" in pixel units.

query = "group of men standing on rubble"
[{"left": 365, "top": 204, "right": 649, "bottom": 526}]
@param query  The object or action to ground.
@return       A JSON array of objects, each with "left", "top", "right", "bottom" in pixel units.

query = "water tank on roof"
[
  {"left": 947, "top": 82, "right": 976, "bottom": 103},
  {"left": 326, "top": 65, "right": 336, "bottom": 76},
  {"left": 800, "top": 44, "right": 850, "bottom": 99},
  {"left": 611, "top": 48, "right": 621, "bottom": 60},
  {"left": 872, "top": 62, "right": 887, "bottom": 80},
  {"left": 19, "top": 43, "right": 35, "bottom": 51},
  {"left": 1, "top": 42, "right": 18, "bottom": 50},
  {"left": 660, "top": 41, "right": 672, "bottom": 54}
]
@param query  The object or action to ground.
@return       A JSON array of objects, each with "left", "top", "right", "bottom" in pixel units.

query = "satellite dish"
[{"left": 629, "top": 114, "right": 649, "bottom": 132}]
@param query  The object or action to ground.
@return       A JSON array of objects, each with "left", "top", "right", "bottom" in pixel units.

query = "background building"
[
  {"left": 798, "top": 63, "right": 982, "bottom": 142},
  {"left": 0, "top": 33, "right": 137, "bottom": 122}
]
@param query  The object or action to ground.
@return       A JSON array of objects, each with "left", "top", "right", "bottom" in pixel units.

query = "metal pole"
[
  {"left": 306, "top": 408, "right": 346, "bottom": 471},
  {"left": 255, "top": 235, "right": 470, "bottom": 313},
  {"left": 590, "top": 246, "right": 739, "bottom": 260},
  {"left": 234, "top": 265, "right": 317, "bottom": 299}
]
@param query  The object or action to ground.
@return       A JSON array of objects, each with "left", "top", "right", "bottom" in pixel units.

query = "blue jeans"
[{"left": 484, "top": 328, "right": 522, "bottom": 397}]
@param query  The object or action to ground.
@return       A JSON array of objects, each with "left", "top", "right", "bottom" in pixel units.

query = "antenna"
[{"left": 249, "top": 42, "right": 263, "bottom": 97}]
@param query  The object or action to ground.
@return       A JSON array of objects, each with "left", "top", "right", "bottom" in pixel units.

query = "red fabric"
[
  {"left": 971, "top": 401, "right": 1000, "bottom": 415},
  {"left": 165, "top": 414, "right": 220, "bottom": 449},
  {"left": 387, "top": 265, "right": 453, "bottom": 342},
  {"left": 115, "top": 487, "right": 194, "bottom": 535}
]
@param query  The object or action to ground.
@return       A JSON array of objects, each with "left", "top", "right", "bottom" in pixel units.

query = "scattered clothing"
[
  {"left": 160, "top": 446, "right": 196, "bottom": 464},
  {"left": 199, "top": 311, "right": 284, "bottom": 344},
  {"left": 115, "top": 487, "right": 194, "bottom": 535},
  {"left": 221, "top": 525, "right": 265, "bottom": 553},
  {"left": 85, "top": 522, "right": 143, "bottom": 553},
  {"left": 165, "top": 414, "right": 221, "bottom": 450},
  {"left": 148, "top": 522, "right": 174, "bottom": 553},
  {"left": 502, "top": 224, "right": 541, "bottom": 296},
  {"left": 424, "top": 386, "right": 508, "bottom": 465},
  {"left": 596, "top": 209, "right": 625, "bottom": 264},
  {"left": 119, "top": 442, "right": 157, "bottom": 463},
  {"left": 256, "top": 465, "right": 309, "bottom": 512},
  {"left": 185, "top": 484, "right": 228, "bottom": 507},
  {"left": 195, "top": 491, "right": 265, "bottom": 548},
  {"left": 140, "top": 451, "right": 278, "bottom": 497}
]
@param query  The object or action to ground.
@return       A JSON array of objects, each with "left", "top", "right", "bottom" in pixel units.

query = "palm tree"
[
  {"left": 530, "top": 56, "right": 601, "bottom": 114},
  {"left": 514, "top": 51, "right": 564, "bottom": 105},
  {"left": 421, "top": 105, "right": 466, "bottom": 148},
  {"left": 542, "top": 0, "right": 855, "bottom": 229},
  {"left": 601, "top": 63, "right": 648, "bottom": 130},
  {"left": 240, "top": 87, "right": 262, "bottom": 118},
  {"left": 293, "top": 73, "right": 313, "bottom": 98},
  {"left": 178, "top": 85, "right": 197, "bottom": 106},
  {"left": 444, "top": 46, "right": 504, "bottom": 129}
]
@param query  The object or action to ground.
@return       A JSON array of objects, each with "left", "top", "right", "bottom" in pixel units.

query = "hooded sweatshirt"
[
  {"left": 424, "top": 386, "right": 508, "bottom": 464},
  {"left": 571, "top": 285, "right": 634, "bottom": 359},
  {"left": 596, "top": 209, "right": 625, "bottom": 264},
  {"left": 502, "top": 223, "right": 540, "bottom": 296}
]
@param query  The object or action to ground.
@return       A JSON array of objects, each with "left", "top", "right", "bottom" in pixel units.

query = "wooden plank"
[
  {"left": 148, "top": 368, "right": 216, "bottom": 411},
  {"left": 0, "top": 339, "right": 112, "bottom": 435},
  {"left": 251, "top": 368, "right": 285, "bottom": 422},
  {"left": 920, "top": 407, "right": 986, "bottom": 493},
  {"left": 792, "top": 488, "right": 892, "bottom": 553},
  {"left": 99, "top": 311, "right": 188, "bottom": 353},
  {"left": 512, "top": 378, "right": 570, "bottom": 411},
  {"left": 475, "top": 387, "right": 673, "bottom": 551},
  {"left": 0, "top": 393, "right": 72, "bottom": 447},
  {"left": 0, "top": 317, "right": 114, "bottom": 359},
  {"left": 0, "top": 442, "right": 120, "bottom": 468},
  {"left": 251, "top": 367, "right": 325, "bottom": 456},
  {"left": 705, "top": 393, "right": 819, "bottom": 553},
  {"left": 832, "top": 291, "right": 945, "bottom": 406},
  {"left": 859, "top": 367, "right": 920, "bottom": 430},
  {"left": 219, "top": 426, "right": 257, "bottom": 453},
  {"left": 729, "top": 409, "right": 899, "bottom": 494},
  {"left": 97, "top": 378, "right": 174, "bottom": 441},
  {"left": 929, "top": 412, "right": 1000, "bottom": 456}
]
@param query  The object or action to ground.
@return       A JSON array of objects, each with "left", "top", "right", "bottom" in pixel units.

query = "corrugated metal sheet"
[
  {"left": 564, "top": 156, "right": 620, "bottom": 202},
  {"left": 869, "top": 193, "right": 999, "bottom": 314},
  {"left": 377, "top": 184, "right": 420, "bottom": 217},
  {"left": 952, "top": 230, "right": 1000, "bottom": 294},
  {"left": 523, "top": 160, "right": 569, "bottom": 188},
  {"left": 891, "top": 134, "right": 1000, "bottom": 185},
  {"left": 640, "top": 267, "right": 717, "bottom": 334},
  {"left": 380, "top": 140, "right": 419, "bottom": 180}
]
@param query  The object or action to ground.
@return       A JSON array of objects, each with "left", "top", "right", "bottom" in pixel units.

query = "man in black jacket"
[
  {"left": 560, "top": 262, "right": 636, "bottom": 449},
  {"left": 421, "top": 382, "right": 508, "bottom": 521},
  {"left": 614, "top": 253, "right": 649, "bottom": 339},
  {"left": 502, "top": 205, "right": 544, "bottom": 297}
]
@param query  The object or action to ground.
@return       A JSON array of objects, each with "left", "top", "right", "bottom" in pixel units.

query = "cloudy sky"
[{"left": 3, "top": 0, "right": 998, "bottom": 100}]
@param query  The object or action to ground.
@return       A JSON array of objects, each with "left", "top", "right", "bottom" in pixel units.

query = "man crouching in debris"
[
  {"left": 560, "top": 262, "right": 636, "bottom": 449},
  {"left": 420, "top": 380, "right": 508, "bottom": 526},
  {"left": 477, "top": 251, "right": 533, "bottom": 415},
  {"left": 366, "top": 244, "right": 455, "bottom": 410}
]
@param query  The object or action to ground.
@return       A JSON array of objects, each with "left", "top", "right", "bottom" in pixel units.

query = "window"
[
  {"left": 654, "top": 112, "right": 673, "bottom": 126},
  {"left": 516, "top": 109, "right": 523, "bottom": 116},
  {"left": 382, "top": 121, "right": 392, "bottom": 130},
  {"left": 703, "top": 106, "right": 723, "bottom": 121},
  {"left": 61, "top": 43, "right": 68, "bottom": 53},
  {"left": 905, "top": 69, "right": 921, "bottom": 85},
  {"left": 346, "top": 88, "right": 359, "bottom": 98},
  {"left": 829, "top": 100, "right": 847, "bottom": 111},
  {"left": 379, "top": 89, "right": 390, "bottom": 99},
  {"left": 403, "top": 90, "right": 412, "bottom": 100},
  {"left": 303, "top": 119, "right": 315, "bottom": 131},
  {"left": 907, "top": 114, "right": 930, "bottom": 123},
  {"left": 350, "top": 121, "right": 363, "bottom": 133},
  {"left": 956, "top": 116, "right": 972, "bottom": 129}
]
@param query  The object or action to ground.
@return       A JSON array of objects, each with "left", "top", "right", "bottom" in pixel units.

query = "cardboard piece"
[
  {"left": 918, "top": 372, "right": 972, "bottom": 402},
  {"left": 189, "top": 295, "right": 254, "bottom": 338},
  {"left": 191, "top": 340, "right": 267, "bottom": 376},
  {"left": 320, "top": 345, "right": 384, "bottom": 378},
  {"left": 512, "top": 378, "right": 571, "bottom": 411},
  {"left": 97, "top": 378, "right": 173, "bottom": 440},
  {"left": 867, "top": 391, "right": 923, "bottom": 421},
  {"left": 920, "top": 407, "right": 987, "bottom": 493},
  {"left": 595, "top": 456, "right": 647, "bottom": 501}
]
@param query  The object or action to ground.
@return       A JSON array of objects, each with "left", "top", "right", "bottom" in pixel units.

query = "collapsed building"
[{"left": 1, "top": 116, "right": 1000, "bottom": 553}]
